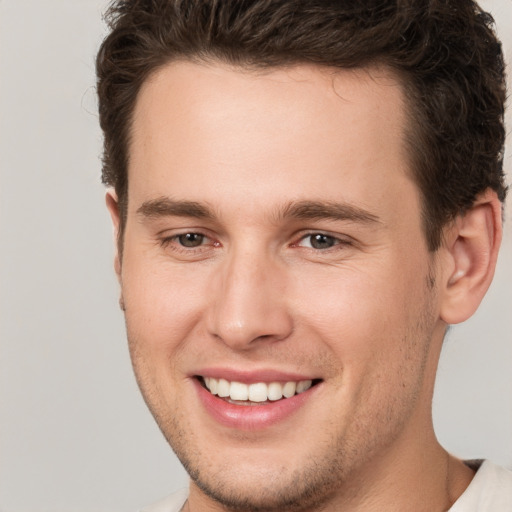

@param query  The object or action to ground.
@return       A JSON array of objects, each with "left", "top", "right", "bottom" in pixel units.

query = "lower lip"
[{"left": 194, "top": 379, "right": 319, "bottom": 430}]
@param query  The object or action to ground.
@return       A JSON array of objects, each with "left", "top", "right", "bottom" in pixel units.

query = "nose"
[{"left": 206, "top": 247, "right": 293, "bottom": 350}]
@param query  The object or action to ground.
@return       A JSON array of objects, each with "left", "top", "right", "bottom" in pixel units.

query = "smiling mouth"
[{"left": 198, "top": 376, "right": 322, "bottom": 405}]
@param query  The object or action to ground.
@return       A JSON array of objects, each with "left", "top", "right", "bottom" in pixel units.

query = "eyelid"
[
  {"left": 159, "top": 229, "right": 219, "bottom": 254},
  {"left": 293, "top": 231, "right": 353, "bottom": 249},
  {"left": 157, "top": 228, "right": 354, "bottom": 256}
]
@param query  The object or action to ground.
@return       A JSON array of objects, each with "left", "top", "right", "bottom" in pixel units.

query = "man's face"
[{"left": 115, "top": 62, "right": 447, "bottom": 510}]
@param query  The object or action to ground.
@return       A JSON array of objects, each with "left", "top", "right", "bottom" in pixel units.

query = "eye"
[
  {"left": 293, "top": 232, "right": 354, "bottom": 256},
  {"left": 299, "top": 233, "right": 339, "bottom": 250},
  {"left": 176, "top": 232, "right": 206, "bottom": 248},
  {"left": 158, "top": 230, "right": 220, "bottom": 260}
]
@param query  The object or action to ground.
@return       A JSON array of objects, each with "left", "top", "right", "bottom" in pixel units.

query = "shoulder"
[
  {"left": 450, "top": 460, "right": 512, "bottom": 511},
  {"left": 139, "top": 488, "right": 188, "bottom": 512}
]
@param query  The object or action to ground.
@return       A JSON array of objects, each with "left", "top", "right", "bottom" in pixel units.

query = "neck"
[{"left": 316, "top": 434, "right": 474, "bottom": 512}]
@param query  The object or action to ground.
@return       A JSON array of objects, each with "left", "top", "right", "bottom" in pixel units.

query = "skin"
[{"left": 107, "top": 61, "right": 501, "bottom": 511}]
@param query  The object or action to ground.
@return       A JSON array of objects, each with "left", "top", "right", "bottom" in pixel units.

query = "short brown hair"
[{"left": 96, "top": 0, "right": 507, "bottom": 250}]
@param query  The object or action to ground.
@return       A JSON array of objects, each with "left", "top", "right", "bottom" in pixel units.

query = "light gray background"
[{"left": 0, "top": 1, "right": 511, "bottom": 511}]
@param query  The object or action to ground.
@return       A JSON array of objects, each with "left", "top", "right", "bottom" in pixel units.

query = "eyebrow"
[
  {"left": 278, "top": 200, "right": 381, "bottom": 224},
  {"left": 137, "top": 197, "right": 380, "bottom": 225},
  {"left": 137, "top": 197, "right": 215, "bottom": 220}
]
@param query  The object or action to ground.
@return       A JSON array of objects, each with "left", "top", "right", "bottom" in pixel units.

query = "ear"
[
  {"left": 438, "top": 189, "right": 503, "bottom": 325},
  {"left": 105, "top": 188, "right": 122, "bottom": 279}
]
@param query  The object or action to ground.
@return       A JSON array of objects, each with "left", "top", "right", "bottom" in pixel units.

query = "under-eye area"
[{"left": 196, "top": 376, "right": 323, "bottom": 405}]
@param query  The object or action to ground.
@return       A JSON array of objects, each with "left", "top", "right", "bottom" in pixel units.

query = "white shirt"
[
  {"left": 141, "top": 460, "right": 512, "bottom": 511},
  {"left": 449, "top": 460, "right": 512, "bottom": 511}
]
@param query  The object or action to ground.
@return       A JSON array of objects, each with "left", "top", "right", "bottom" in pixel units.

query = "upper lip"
[{"left": 192, "top": 367, "right": 320, "bottom": 384}]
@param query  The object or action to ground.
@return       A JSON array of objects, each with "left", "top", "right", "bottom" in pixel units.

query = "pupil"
[
  {"left": 311, "top": 234, "right": 334, "bottom": 249},
  {"left": 179, "top": 233, "right": 203, "bottom": 247}
]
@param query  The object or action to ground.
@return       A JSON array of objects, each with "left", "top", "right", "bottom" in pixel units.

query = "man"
[{"left": 96, "top": 1, "right": 511, "bottom": 510}]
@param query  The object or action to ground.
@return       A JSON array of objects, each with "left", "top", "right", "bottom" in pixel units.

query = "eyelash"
[
  {"left": 294, "top": 232, "right": 352, "bottom": 251},
  {"left": 160, "top": 232, "right": 215, "bottom": 253},
  {"left": 159, "top": 231, "right": 352, "bottom": 255}
]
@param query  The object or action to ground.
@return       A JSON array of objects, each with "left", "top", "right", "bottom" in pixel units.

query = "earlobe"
[
  {"left": 105, "top": 189, "right": 122, "bottom": 278},
  {"left": 439, "top": 189, "right": 502, "bottom": 325}
]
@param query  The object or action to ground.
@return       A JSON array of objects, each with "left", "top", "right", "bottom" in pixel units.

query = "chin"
[
  {"left": 186, "top": 460, "right": 339, "bottom": 512},
  {"left": 163, "top": 420, "right": 347, "bottom": 512}
]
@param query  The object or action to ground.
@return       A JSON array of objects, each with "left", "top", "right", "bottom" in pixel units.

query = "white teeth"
[
  {"left": 209, "top": 377, "right": 218, "bottom": 395},
  {"left": 267, "top": 382, "right": 284, "bottom": 401},
  {"left": 217, "top": 378, "right": 230, "bottom": 397},
  {"left": 248, "top": 382, "right": 268, "bottom": 402},
  {"left": 203, "top": 377, "right": 314, "bottom": 402},
  {"left": 296, "top": 380, "right": 312, "bottom": 394},
  {"left": 282, "top": 381, "right": 296, "bottom": 398},
  {"left": 230, "top": 381, "right": 249, "bottom": 401}
]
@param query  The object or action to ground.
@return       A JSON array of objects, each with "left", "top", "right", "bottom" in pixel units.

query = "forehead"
[{"left": 128, "top": 61, "right": 417, "bottom": 223}]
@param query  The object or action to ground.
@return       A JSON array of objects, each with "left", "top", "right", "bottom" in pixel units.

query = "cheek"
[
  {"left": 290, "top": 255, "right": 432, "bottom": 366},
  {"left": 292, "top": 261, "right": 407, "bottom": 328},
  {"left": 120, "top": 250, "right": 211, "bottom": 363},
  {"left": 120, "top": 257, "right": 207, "bottom": 412}
]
